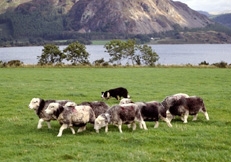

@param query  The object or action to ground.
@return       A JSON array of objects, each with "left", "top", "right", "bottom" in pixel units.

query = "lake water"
[{"left": 0, "top": 44, "right": 230, "bottom": 65}]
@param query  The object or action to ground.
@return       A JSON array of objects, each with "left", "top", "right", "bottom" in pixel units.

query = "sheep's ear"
[
  {"left": 105, "top": 114, "right": 111, "bottom": 122},
  {"left": 105, "top": 113, "right": 110, "bottom": 118}
]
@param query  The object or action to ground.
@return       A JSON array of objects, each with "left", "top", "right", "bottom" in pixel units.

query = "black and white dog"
[{"left": 101, "top": 87, "right": 130, "bottom": 100}]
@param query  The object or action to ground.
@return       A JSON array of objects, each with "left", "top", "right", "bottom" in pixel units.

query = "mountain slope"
[
  {"left": 0, "top": 0, "right": 222, "bottom": 45},
  {"left": 0, "top": 0, "right": 31, "bottom": 14},
  {"left": 67, "top": 0, "right": 212, "bottom": 34},
  {"left": 212, "top": 13, "right": 231, "bottom": 28}
]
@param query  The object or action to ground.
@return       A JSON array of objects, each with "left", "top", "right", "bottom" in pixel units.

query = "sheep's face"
[
  {"left": 45, "top": 103, "right": 59, "bottom": 114},
  {"left": 166, "top": 110, "right": 174, "bottom": 121},
  {"left": 94, "top": 114, "right": 108, "bottom": 132},
  {"left": 65, "top": 101, "right": 77, "bottom": 107},
  {"left": 28, "top": 98, "right": 40, "bottom": 110},
  {"left": 162, "top": 96, "right": 176, "bottom": 108},
  {"left": 119, "top": 98, "right": 132, "bottom": 105}
]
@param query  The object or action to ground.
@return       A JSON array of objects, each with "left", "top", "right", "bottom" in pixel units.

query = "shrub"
[
  {"left": 93, "top": 58, "right": 105, "bottom": 66},
  {"left": 7, "top": 60, "right": 23, "bottom": 67},
  {"left": 212, "top": 61, "right": 227, "bottom": 68},
  {"left": 199, "top": 61, "right": 209, "bottom": 66}
]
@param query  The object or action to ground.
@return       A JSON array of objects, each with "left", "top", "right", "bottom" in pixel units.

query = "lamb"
[
  {"left": 45, "top": 102, "right": 95, "bottom": 137},
  {"left": 28, "top": 98, "right": 69, "bottom": 129}
]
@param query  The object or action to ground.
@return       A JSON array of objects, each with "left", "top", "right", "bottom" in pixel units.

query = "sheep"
[
  {"left": 162, "top": 95, "right": 209, "bottom": 123},
  {"left": 94, "top": 103, "right": 147, "bottom": 133},
  {"left": 28, "top": 98, "right": 69, "bottom": 129},
  {"left": 119, "top": 98, "right": 133, "bottom": 105},
  {"left": 135, "top": 101, "right": 172, "bottom": 128},
  {"left": 79, "top": 101, "right": 109, "bottom": 118},
  {"left": 45, "top": 102, "right": 95, "bottom": 137}
]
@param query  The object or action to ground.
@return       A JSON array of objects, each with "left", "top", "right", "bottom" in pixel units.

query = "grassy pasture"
[{"left": 0, "top": 67, "right": 231, "bottom": 162}]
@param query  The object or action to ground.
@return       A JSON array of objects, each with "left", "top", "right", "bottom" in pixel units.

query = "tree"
[
  {"left": 104, "top": 40, "right": 125, "bottom": 65},
  {"left": 104, "top": 39, "right": 159, "bottom": 66},
  {"left": 138, "top": 44, "right": 159, "bottom": 66},
  {"left": 123, "top": 39, "right": 136, "bottom": 65},
  {"left": 37, "top": 44, "right": 65, "bottom": 65},
  {"left": 63, "top": 41, "right": 90, "bottom": 65}
]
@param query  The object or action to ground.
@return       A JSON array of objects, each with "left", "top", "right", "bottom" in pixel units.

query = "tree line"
[{"left": 37, "top": 40, "right": 159, "bottom": 66}]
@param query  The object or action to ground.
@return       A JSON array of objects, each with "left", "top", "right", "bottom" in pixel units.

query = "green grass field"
[{"left": 0, "top": 67, "right": 230, "bottom": 162}]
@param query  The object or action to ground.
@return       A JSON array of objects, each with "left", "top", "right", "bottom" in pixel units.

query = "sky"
[{"left": 173, "top": 0, "right": 231, "bottom": 14}]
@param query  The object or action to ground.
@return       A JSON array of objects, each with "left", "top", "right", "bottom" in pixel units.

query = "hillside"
[
  {"left": 0, "top": 0, "right": 31, "bottom": 14},
  {"left": 212, "top": 13, "right": 231, "bottom": 28},
  {"left": 0, "top": 0, "right": 230, "bottom": 46},
  {"left": 67, "top": 0, "right": 212, "bottom": 34}
]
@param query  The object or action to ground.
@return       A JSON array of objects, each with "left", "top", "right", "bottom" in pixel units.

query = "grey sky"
[{"left": 173, "top": 0, "right": 231, "bottom": 13}]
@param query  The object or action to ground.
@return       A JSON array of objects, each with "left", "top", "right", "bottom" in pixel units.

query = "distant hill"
[
  {"left": 197, "top": 11, "right": 211, "bottom": 18},
  {"left": 0, "top": 0, "right": 230, "bottom": 46},
  {"left": 0, "top": 0, "right": 31, "bottom": 14},
  {"left": 212, "top": 13, "right": 231, "bottom": 28},
  {"left": 66, "top": 0, "right": 212, "bottom": 34}
]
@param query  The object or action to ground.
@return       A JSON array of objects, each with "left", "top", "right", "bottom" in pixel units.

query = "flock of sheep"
[{"left": 28, "top": 87, "right": 209, "bottom": 137}]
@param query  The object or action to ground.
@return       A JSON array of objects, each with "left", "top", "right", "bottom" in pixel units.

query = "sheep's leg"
[
  {"left": 180, "top": 116, "right": 184, "bottom": 121},
  {"left": 77, "top": 125, "right": 86, "bottom": 133},
  {"left": 57, "top": 124, "right": 68, "bottom": 137},
  {"left": 37, "top": 118, "right": 44, "bottom": 129},
  {"left": 139, "top": 122, "right": 143, "bottom": 129},
  {"left": 46, "top": 121, "right": 51, "bottom": 129},
  {"left": 183, "top": 111, "right": 189, "bottom": 123},
  {"left": 132, "top": 122, "right": 136, "bottom": 131},
  {"left": 105, "top": 125, "right": 108, "bottom": 133},
  {"left": 127, "top": 124, "right": 131, "bottom": 128},
  {"left": 154, "top": 121, "right": 159, "bottom": 128},
  {"left": 161, "top": 117, "right": 173, "bottom": 127},
  {"left": 70, "top": 127, "right": 76, "bottom": 134},
  {"left": 204, "top": 112, "right": 209, "bottom": 120},
  {"left": 192, "top": 114, "right": 198, "bottom": 121},
  {"left": 118, "top": 124, "right": 123, "bottom": 133},
  {"left": 201, "top": 111, "right": 210, "bottom": 120},
  {"left": 166, "top": 110, "right": 174, "bottom": 122},
  {"left": 141, "top": 121, "right": 148, "bottom": 130}
]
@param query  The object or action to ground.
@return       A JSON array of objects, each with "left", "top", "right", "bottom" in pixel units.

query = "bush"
[
  {"left": 7, "top": 60, "right": 23, "bottom": 67},
  {"left": 212, "top": 61, "right": 227, "bottom": 68},
  {"left": 93, "top": 58, "right": 104, "bottom": 66},
  {"left": 0, "top": 60, "right": 5, "bottom": 67},
  {"left": 199, "top": 61, "right": 209, "bottom": 66}
]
